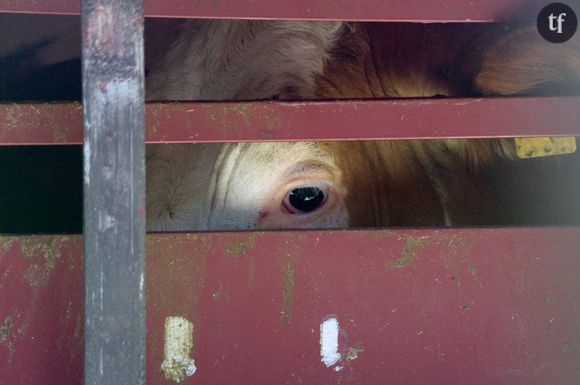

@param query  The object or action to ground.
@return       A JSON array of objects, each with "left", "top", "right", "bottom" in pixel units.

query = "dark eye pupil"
[{"left": 288, "top": 187, "right": 325, "bottom": 213}]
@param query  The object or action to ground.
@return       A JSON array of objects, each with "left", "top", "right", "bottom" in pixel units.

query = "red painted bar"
[
  {"left": 1, "top": 97, "right": 579, "bottom": 145},
  {"left": 0, "top": 0, "right": 548, "bottom": 22},
  {"left": 1, "top": 228, "right": 580, "bottom": 384}
]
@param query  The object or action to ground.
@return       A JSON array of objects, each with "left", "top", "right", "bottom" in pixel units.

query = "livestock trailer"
[{"left": 1, "top": 0, "right": 580, "bottom": 384}]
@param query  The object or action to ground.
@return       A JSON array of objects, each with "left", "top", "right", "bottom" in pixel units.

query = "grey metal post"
[{"left": 81, "top": 0, "right": 146, "bottom": 383}]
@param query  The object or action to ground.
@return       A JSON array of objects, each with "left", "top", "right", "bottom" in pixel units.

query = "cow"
[
  {"left": 145, "top": 19, "right": 580, "bottom": 231},
  {"left": 1, "top": 16, "right": 577, "bottom": 231}
]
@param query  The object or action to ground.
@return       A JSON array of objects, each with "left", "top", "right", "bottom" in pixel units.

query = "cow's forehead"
[
  {"left": 211, "top": 141, "right": 340, "bottom": 207},
  {"left": 223, "top": 142, "right": 335, "bottom": 168}
]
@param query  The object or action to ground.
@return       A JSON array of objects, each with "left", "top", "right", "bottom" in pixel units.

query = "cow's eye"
[{"left": 284, "top": 186, "right": 327, "bottom": 213}]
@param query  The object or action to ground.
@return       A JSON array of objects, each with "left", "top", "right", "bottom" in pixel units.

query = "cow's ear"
[{"left": 475, "top": 25, "right": 580, "bottom": 96}]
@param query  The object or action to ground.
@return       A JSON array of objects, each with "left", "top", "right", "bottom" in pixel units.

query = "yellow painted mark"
[{"left": 515, "top": 137, "right": 576, "bottom": 159}]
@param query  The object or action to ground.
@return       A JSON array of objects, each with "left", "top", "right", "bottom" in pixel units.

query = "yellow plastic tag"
[{"left": 515, "top": 137, "right": 577, "bottom": 159}]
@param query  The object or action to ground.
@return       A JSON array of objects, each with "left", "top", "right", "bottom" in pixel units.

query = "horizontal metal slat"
[
  {"left": 1, "top": 97, "right": 579, "bottom": 145},
  {"left": 1, "top": 227, "right": 580, "bottom": 384},
  {"left": 0, "top": 0, "right": 548, "bottom": 22}
]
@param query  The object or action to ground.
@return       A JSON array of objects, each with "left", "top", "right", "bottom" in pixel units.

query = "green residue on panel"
[
  {"left": 263, "top": 113, "right": 281, "bottom": 138},
  {"left": 562, "top": 342, "right": 575, "bottom": 354},
  {"left": 277, "top": 234, "right": 304, "bottom": 328},
  {"left": 230, "top": 103, "right": 254, "bottom": 123},
  {"left": 148, "top": 103, "right": 161, "bottom": 136},
  {"left": 462, "top": 305, "right": 471, "bottom": 313},
  {"left": 468, "top": 264, "right": 478, "bottom": 277},
  {"left": 18, "top": 237, "right": 68, "bottom": 289},
  {"left": 65, "top": 301, "right": 73, "bottom": 322},
  {"left": 0, "top": 315, "right": 16, "bottom": 362},
  {"left": 364, "top": 231, "right": 404, "bottom": 240},
  {"left": 247, "top": 255, "right": 256, "bottom": 288},
  {"left": 203, "top": 105, "right": 217, "bottom": 121},
  {"left": 346, "top": 347, "right": 364, "bottom": 361},
  {"left": 52, "top": 120, "right": 71, "bottom": 143},
  {"left": 74, "top": 314, "right": 82, "bottom": 339},
  {"left": 544, "top": 295, "right": 552, "bottom": 304},
  {"left": 390, "top": 237, "right": 429, "bottom": 268},
  {"left": 280, "top": 262, "right": 295, "bottom": 328},
  {"left": 185, "top": 233, "right": 212, "bottom": 247},
  {"left": 212, "top": 286, "right": 223, "bottom": 301},
  {"left": 0, "top": 237, "right": 15, "bottom": 255},
  {"left": 26, "top": 264, "right": 51, "bottom": 289},
  {"left": 2, "top": 104, "right": 20, "bottom": 129},
  {"left": 224, "top": 235, "right": 256, "bottom": 256}
]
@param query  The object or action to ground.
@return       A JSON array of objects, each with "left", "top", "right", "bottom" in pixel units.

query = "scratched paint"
[{"left": 161, "top": 316, "right": 197, "bottom": 383}]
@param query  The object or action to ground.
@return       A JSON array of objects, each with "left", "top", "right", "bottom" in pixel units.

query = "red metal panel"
[
  {"left": 0, "top": 0, "right": 548, "bottom": 22},
  {"left": 2, "top": 228, "right": 580, "bottom": 384},
  {"left": 0, "top": 236, "right": 83, "bottom": 385},
  {"left": 1, "top": 98, "right": 579, "bottom": 145}
]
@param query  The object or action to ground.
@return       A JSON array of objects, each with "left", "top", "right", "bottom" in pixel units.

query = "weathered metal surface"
[
  {"left": 0, "top": 0, "right": 550, "bottom": 22},
  {"left": 2, "top": 228, "right": 580, "bottom": 384},
  {"left": 0, "top": 103, "right": 83, "bottom": 145},
  {"left": 2, "top": 97, "right": 580, "bottom": 145},
  {"left": 81, "top": 0, "right": 146, "bottom": 383},
  {"left": 0, "top": 236, "right": 84, "bottom": 385}
]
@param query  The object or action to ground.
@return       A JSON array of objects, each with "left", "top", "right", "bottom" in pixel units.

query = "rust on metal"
[{"left": 2, "top": 98, "right": 580, "bottom": 145}]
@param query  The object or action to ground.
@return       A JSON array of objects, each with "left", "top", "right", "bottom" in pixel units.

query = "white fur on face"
[
  {"left": 207, "top": 142, "right": 349, "bottom": 230},
  {"left": 146, "top": 142, "right": 350, "bottom": 231}
]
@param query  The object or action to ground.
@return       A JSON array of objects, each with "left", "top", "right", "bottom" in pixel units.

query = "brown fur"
[
  {"left": 331, "top": 141, "right": 447, "bottom": 227},
  {"left": 315, "top": 21, "right": 580, "bottom": 226}
]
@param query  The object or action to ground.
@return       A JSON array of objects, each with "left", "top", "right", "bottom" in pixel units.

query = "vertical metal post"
[{"left": 81, "top": 0, "right": 146, "bottom": 384}]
